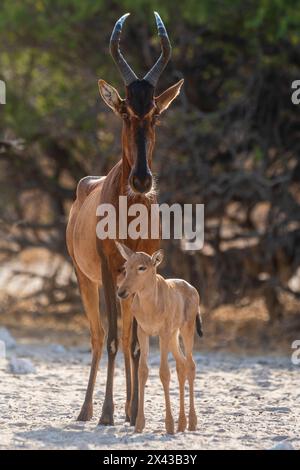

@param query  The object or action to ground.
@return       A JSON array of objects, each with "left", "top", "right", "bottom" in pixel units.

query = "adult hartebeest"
[{"left": 66, "top": 12, "right": 184, "bottom": 426}]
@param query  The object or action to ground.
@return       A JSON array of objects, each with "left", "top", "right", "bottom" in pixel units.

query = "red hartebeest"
[{"left": 66, "top": 12, "right": 184, "bottom": 426}]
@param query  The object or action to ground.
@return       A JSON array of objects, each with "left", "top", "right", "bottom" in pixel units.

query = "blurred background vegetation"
[{"left": 1, "top": 0, "right": 300, "bottom": 351}]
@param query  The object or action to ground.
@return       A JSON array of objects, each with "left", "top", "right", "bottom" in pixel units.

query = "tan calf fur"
[{"left": 116, "top": 242, "right": 202, "bottom": 434}]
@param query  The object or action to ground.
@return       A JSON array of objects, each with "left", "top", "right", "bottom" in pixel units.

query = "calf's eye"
[{"left": 138, "top": 266, "right": 147, "bottom": 272}]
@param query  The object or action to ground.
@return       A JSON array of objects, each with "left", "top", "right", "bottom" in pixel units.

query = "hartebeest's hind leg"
[{"left": 75, "top": 267, "right": 105, "bottom": 421}]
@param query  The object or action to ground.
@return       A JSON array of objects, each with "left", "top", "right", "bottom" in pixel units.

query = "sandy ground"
[{"left": 0, "top": 336, "right": 299, "bottom": 450}]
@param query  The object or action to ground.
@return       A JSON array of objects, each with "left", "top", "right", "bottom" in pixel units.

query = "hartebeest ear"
[
  {"left": 115, "top": 241, "right": 134, "bottom": 261},
  {"left": 155, "top": 79, "right": 184, "bottom": 114},
  {"left": 98, "top": 79, "right": 123, "bottom": 114},
  {"left": 151, "top": 249, "right": 164, "bottom": 267}
]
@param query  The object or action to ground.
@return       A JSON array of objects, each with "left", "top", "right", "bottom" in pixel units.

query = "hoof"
[
  {"left": 99, "top": 406, "right": 114, "bottom": 426},
  {"left": 130, "top": 415, "right": 137, "bottom": 426},
  {"left": 165, "top": 418, "right": 175, "bottom": 435},
  {"left": 99, "top": 414, "right": 114, "bottom": 426},
  {"left": 166, "top": 427, "right": 175, "bottom": 435},
  {"left": 188, "top": 423, "right": 197, "bottom": 431},
  {"left": 188, "top": 414, "right": 197, "bottom": 431},
  {"left": 177, "top": 413, "right": 187, "bottom": 432},
  {"left": 135, "top": 417, "right": 145, "bottom": 433},
  {"left": 134, "top": 425, "right": 143, "bottom": 433},
  {"left": 177, "top": 420, "right": 187, "bottom": 433},
  {"left": 125, "top": 401, "right": 131, "bottom": 423},
  {"left": 77, "top": 404, "right": 93, "bottom": 422}
]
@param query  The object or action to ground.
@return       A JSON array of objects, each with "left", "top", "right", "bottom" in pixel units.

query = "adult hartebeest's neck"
[{"left": 121, "top": 152, "right": 132, "bottom": 194}]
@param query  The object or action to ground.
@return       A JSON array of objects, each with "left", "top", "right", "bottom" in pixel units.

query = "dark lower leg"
[
  {"left": 130, "top": 318, "right": 140, "bottom": 426},
  {"left": 124, "top": 353, "right": 131, "bottom": 422},
  {"left": 77, "top": 348, "right": 102, "bottom": 421},
  {"left": 99, "top": 259, "right": 119, "bottom": 426},
  {"left": 99, "top": 335, "right": 118, "bottom": 425}
]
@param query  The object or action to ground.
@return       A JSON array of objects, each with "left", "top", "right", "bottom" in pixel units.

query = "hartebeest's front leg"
[
  {"left": 135, "top": 325, "right": 149, "bottom": 433},
  {"left": 99, "top": 255, "right": 119, "bottom": 426},
  {"left": 75, "top": 267, "right": 105, "bottom": 422}
]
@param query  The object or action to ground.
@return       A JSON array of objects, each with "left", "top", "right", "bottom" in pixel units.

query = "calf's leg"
[
  {"left": 181, "top": 323, "right": 197, "bottom": 431},
  {"left": 170, "top": 332, "right": 187, "bottom": 432},
  {"left": 135, "top": 326, "right": 149, "bottom": 433},
  {"left": 130, "top": 318, "right": 140, "bottom": 426},
  {"left": 159, "top": 336, "right": 174, "bottom": 434},
  {"left": 120, "top": 297, "right": 133, "bottom": 422}
]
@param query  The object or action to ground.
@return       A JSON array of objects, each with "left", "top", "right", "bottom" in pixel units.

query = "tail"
[{"left": 196, "top": 311, "right": 203, "bottom": 338}]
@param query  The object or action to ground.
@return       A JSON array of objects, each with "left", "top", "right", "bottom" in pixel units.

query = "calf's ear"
[
  {"left": 115, "top": 241, "right": 134, "bottom": 261},
  {"left": 152, "top": 249, "right": 164, "bottom": 267}
]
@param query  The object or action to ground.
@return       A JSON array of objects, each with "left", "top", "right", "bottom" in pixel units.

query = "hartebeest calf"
[{"left": 116, "top": 243, "right": 203, "bottom": 434}]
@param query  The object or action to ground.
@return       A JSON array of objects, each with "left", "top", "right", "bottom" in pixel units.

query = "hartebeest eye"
[
  {"left": 152, "top": 114, "right": 161, "bottom": 125},
  {"left": 122, "top": 113, "right": 129, "bottom": 120}
]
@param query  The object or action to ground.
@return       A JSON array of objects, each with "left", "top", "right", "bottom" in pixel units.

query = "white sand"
[{"left": 0, "top": 339, "right": 299, "bottom": 450}]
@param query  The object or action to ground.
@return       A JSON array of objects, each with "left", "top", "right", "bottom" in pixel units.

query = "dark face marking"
[
  {"left": 125, "top": 80, "right": 156, "bottom": 194},
  {"left": 129, "top": 123, "right": 152, "bottom": 193},
  {"left": 126, "top": 80, "right": 155, "bottom": 117},
  {"left": 136, "top": 124, "right": 147, "bottom": 173}
]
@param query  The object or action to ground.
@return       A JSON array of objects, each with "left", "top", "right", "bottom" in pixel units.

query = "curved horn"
[
  {"left": 143, "top": 12, "right": 172, "bottom": 87},
  {"left": 110, "top": 13, "right": 138, "bottom": 86}
]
